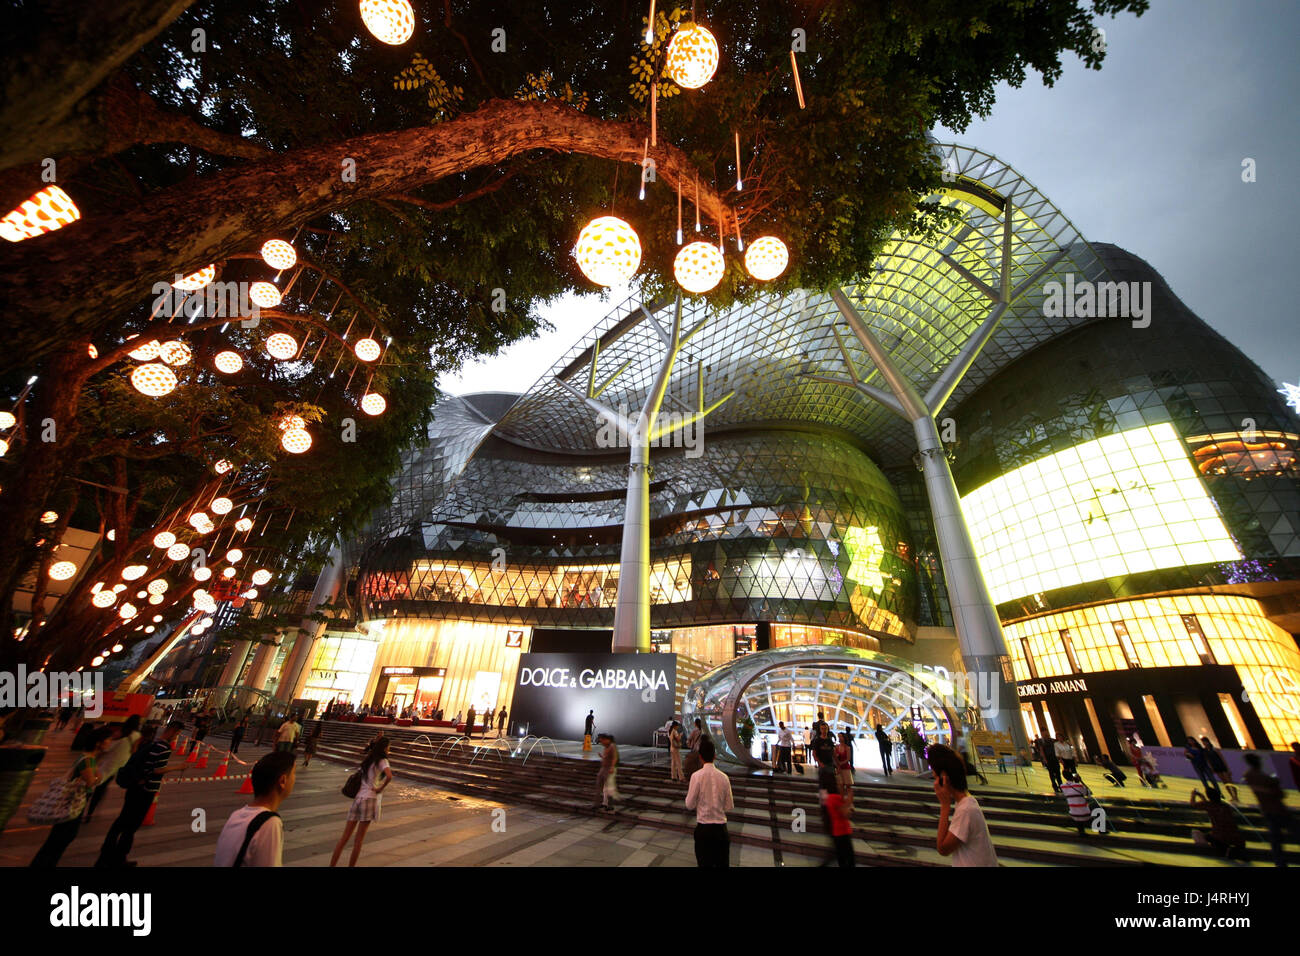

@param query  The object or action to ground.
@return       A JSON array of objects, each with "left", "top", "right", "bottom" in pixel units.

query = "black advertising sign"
[{"left": 510, "top": 653, "right": 676, "bottom": 746}]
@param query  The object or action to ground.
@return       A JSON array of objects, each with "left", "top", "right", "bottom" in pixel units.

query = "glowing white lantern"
[
  {"left": 279, "top": 414, "right": 306, "bottom": 431},
  {"left": 251, "top": 569, "right": 273, "bottom": 586},
  {"left": 193, "top": 567, "right": 212, "bottom": 582},
  {"left": 189, "top": 512, "right": 210, "bottom": 530},
  {"left": 112, "top": 644, "right": 123, "bottom": 653},
  {"left": 152, "top": 615, "right": 163, "bottom": 623},
  {"left": 235, "top": 517, "right": 254, "bottom": 532},
  {"left": 214, "top": 351, "right": 243, "bottom": 374},
  {"left": 92, "top": 656, "right": 104, "bottom": 667},
  {"left": 48, "top": 561, "right": 77, "bottom": 580},
  {"left": 119, "top": 603, "right": 138, "bottom": 620},
  {"left": 40, "top": 511, "right": 58, "bottom": 524},
  {"left": 214, "top": 459, "right": 233, "bottom": 475},
  {"left": 92, "top": 590, "right": 117, "bottom": 608},
  {"left": 159, "top": 341, "right": 191, "bottom": 366},
  {"left": 112, "top": 584, "right": 126, "bottom": 593},
  {"left": 91, "top": 582, "right": 104, "bottom": 594},
  {"left": 664, "top": 24, "right": 719, "bottom": 89},
  {"left": 121, "top": 565, "right": 148, "bottom": 581},
  {"left": 148, "top": 594, "right": 163, "bottom": 605},
  {"left": 147, "top": 579, "right": 168, "bottom": 595},
  {"left": 211, "top": 497, "right": 233, "bottom": 515},
  {"left": 131, "top": 363, "right": 177, "bottom": 397},
  {"left": 243, "top": 588, "right": 259, "bottom": 600},
  {"left": 172, "top": 265, "right": 215, "bottom": 291},
  {"left": 88, "top": 344, "right": 98, "bottom": 359},
  {"left": 145, "top": 625, "right": 155, "bottom": 633},
  {"left": 360, "top": 0, "right": 415, "bottom": 45},
  {"left": 261, "top": 239, "right": 297, "bottom": 270},
  {"left": 0, "top": 411, "right": 15, "bottom": 430},
  {"left": 574, "top": 216, "right": 641, "bottom": 287},
  {"left": 0, "top": 438, "right": 7, "bottom": 457},
  {"left": 0, "top": 186, "right": 81, "bottom": 243},
  {"left": 222, "top": 567, "right": 237, "bottom": 579},
  {"left": 281, "top": 428, "right": 312, "bottom": 454},
  {"left": 361, "top": 393, "right": 386, "bottom": 416},
  {"left": 153, "top": 531, "right": 176, "bottom": 549},
  {"left": 127, "top": 338, "right": 162, "bottom": 361},
  {"left": 226, "top": 549, "right": 244, "bottom": 563},
  {"left": 354, "top": 338, "right": 381, "bottom": 362},
  {"left": 673, "top": 241, "right": 726, "bottom": 293},
  {"left": 250, "top": 282, "right": 282, "bottom": 308},
  {"left": 265, "top": 333, "right": 298, "bottom": 360},
  {"left": 167, "top": 543, "right": 190, "bottom": 561},
  {"left": 195, "top": 593, "right": 217, "bottom": 613},
  {"left": 744, "top": 236, "right": 789, "bottom": 281}
]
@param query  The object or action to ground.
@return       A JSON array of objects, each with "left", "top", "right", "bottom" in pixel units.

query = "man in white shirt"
[
  {"left": 775, "top": 721, "right": 794, "bottom": 774},
  {"left": 928, "top": 743, "right": 998, "bottom": 867},
  {"left": 214, "top": 752, "right": 296, "bottom": 866},
  {"left": 684, "top": 738, "right": 734, "bottom": 867}
]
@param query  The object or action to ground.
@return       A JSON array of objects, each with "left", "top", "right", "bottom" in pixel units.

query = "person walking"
[
  {"left": 685, "top": 737, "right": 733, "bottom": 867},
  {"left": 189, "top": 710, "right": 211, "bottom": 755},
  {"left": 330, "top": 737, "right": 393, "bottom": 867},
  {"left": 1184, "top": 737, "right": 1219, "bottom": 796},
  {"left": 1055, "top": 735, "right": 1078, "bottom": 777},
  {"left": 775, "top": 721, "right": 794, "bottom": 774},
  {"left": 594, "top": 733, "right": 620, "bottom": 811},
  {"left": 669, "top": 721, "right": 684, "bottom": 782},
  {"left": 497, "top": 707, "right": 508, "bottom": 737},
  {"left": 303, "top": 722, "right": 322, "bottom": 766},
  {"left": 875, "top": 724, "right": 893, "bottom": 776},
  {"left": 1060, "top": 772, "right": 1094, "bottom": 836},
  {"left": 465, "top": 705, "right": 476, "bottom": 738},
  {"left": 95, "top": 720, "right": 183, "bottom": 868},
  {"left": 834, "top": 732, "right": 854, "bottom": 800},
  {"left": 927, "top": 743, "right": 998, "bottom": 867},
  {"left": 810, "top": 723, "right": 835, "bottom": 771},
  {"left": 275, "top": 715, "right": 301, "bottom": 753},
  {"left": 1037, "top": 735, "right": 1063, "bottom": 792},
  {"left": 1125, "top": 736, "right": 1149, "bottom": 787},
  {"left": 230, "top": 715, "right": 249, "bottom": 755},
  {"left": 213, "top": 752, "right": 296, "bottom": 867},
  {"left": 820, "top": 768, "right": 855, "bottom": 867},
  {"left": 1242, "top": 752, "right": 1299, "bottom": 867},
  {"left": 1200, "top": 737, "right": 1238, "bottom": 802},
  {"left": 30, "top": 727, "right": 115, "bottom": 867},
  {"left": 86, "top": 715, "right": 142, "bottom": 820}
]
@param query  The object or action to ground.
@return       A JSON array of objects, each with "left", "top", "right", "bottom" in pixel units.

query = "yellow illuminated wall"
[
  {"left": 1005, "top": 594, "right": 1300, "bottom": 748},
  {"left": 843, "top": 525, "right": 886, "bottom": 593},
  {"left": 961, "top": 422, "right": 1241, "bottom": 604}
]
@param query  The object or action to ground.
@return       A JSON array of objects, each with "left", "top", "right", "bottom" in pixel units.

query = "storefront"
[{"left": 372, "top": 665, "right": 447, "bottom": 714}]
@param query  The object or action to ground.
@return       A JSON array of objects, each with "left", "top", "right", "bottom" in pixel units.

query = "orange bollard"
[
  {"left": 214, "top": 752, "right": 229, "bottom": 778},
  {"left": 196, "top": 744, "right": 209, "bottom": 769},
  {"left": 236, "top": 774, "right": 254, "bottom": 794},
  {"left": 142, "top": 795, "right": 158, "bottom": 826}
]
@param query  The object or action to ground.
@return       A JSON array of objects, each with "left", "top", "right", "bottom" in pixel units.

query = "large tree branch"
[{"left": 0, "top": 98, "right": 741, "bottom": 374}]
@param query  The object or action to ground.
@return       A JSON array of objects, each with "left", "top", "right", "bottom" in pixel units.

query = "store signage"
[
  {"left": 1018, "top": 678, "right": 1088, "bottom": 697},
  {"left": 505, "top": 629, "right": 524, "bottom": 648},
  {"left": 510, "top": 652, "right": 676, "bottom": 745},
  {"left": 383, "top": 667, "right": 415, "bottom": 675}
]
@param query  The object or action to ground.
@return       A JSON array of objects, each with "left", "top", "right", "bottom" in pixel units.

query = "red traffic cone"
[
  {"left": 185, "top": 741, "right": 198, "bottom": 764},
  {"left": 237, "top": 774, "right": 254, "bottom": 794},
  {"left": 215, "top": 752, "right": 229, "bottom": 778},
  {"left": 142, "top": 795, "right": 159, "bottom": 826},
  {"left": 196, "top": 744, "right": 209, "bottom": 769}
]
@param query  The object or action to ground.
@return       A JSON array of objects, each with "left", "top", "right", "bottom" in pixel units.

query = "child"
[
  {"left": 1060, "top": 772, "right": 1093, "bottom": 835},
  {"left": 820, "top": 769, "right": 855, "bottom": 867},
  {"left": 927, "top": 744, "right": 998, "bottom": 866}
]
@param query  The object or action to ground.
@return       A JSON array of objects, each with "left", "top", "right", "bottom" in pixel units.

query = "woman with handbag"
[
  {"left": 330, "top": 737, "right": 392, "bottom": 867},
  {"left": 30, "top": 727, "right": 115, "bottom": 867}
]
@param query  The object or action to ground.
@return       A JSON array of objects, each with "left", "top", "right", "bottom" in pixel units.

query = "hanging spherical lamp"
[
  {"left": 159, "top": 341, "right": 191, "bottom": 366},
  {"left": 131, "top": 363, "right": 177, "bottom": 397},
  {"left": 214, "top": 350, "right": 243, "bottom": 374},
  {"left": 354, "top": 337, "right": 381, "bottom": 362},
  {"left": 149, "top": 594, "right": 163, "bottom": 605},
  {"left": 221, "top": 566, "right": 237, "bottom": 579},
  {"left": 226, "top": 548, "right": 243, "bottom": 563},
  {"left": 193, "top": 566, "right": 212, "bottom": 582},
  {"left": 92, "top": 589, "right": 117, "bottom": 608},
  {"left": 90, "top": 581, "right": 104, "bottom": 594},
  {"left": 0, "top": 438, "right": 7, "bottom": 457},
  {"left": 0, "top": 185, "right": 81, "bottom": 243},
  {"left": 265, "top": 333, "right": 298, "bottom": 360},
  {"left": 194, "top": 516, "right": 214, "bottom": 535},
  {"left": 243, "top": 588, "right": 259, "bottom": 600},
  {"left": 195, "top": 593, "right": 217, "bottom": 613},
  {"left": 127, "top": 338, "right": 162, "bottom": 361},
  {"left": 88, "top": 344, "right": 98, "bottom": 359},
  {"left": 147, "top": 579, "right": 168, "bottom": 595},
  {"left": 119, "top": 603, "right": 138, "bottom": 620},
  {"left": 172, "top": 265, "right": 215, "bottom": 291},
  {"left": 135, "top": 590, "right": 147, "bottom": 600},
  {"left": 251, "top": 569, "right": 273, "bottom": 586},
  {"left": 281, "top": 427, "right": 312, "bottom": 454},
  {"left": 673, "top": 241, "right": 726, "bottom": 294},
  {"left": 279, "top": 414, "right": 306, "bottom": 431},
  {"left": 0, "top": 411, "right": 15, "bottom": 430},
  {"left": 40, "top": 511, "right": 58, "bottom": 524},
  {"left": 121, "top": 565, "right": 148, "bottom": 581},
  {"left": 153, "top": 531, "right": 176, "bottom": 549},
  {"left": 744, "top": 236, "right": 789, "bottom": 281},
  {"left": 211, "top": 497, "right": 233, "bottom": 515},
  {"left": 249, "top": 282, "right": 282, "bottom": 308},
  {"left": 360, "top": 0, "right": 415, "bottom": 45},
  {"left": 91, "top": 655, "right": 104, "bottom": 667},
  {"left": 361, "top": 393, "right": 387, "bottom": 416},
  {"left": 574, "top": 216, "right": 642, "bottom": 287},
  {"left": 189, "top": 512, "right": 210, "bottom": 530},
  {"left": 112, "top": 584, "right": 126, "bottom": 593},
  {"left": 235, "top": 517, "right": 254, "bottom": 532},
  {"left": 260, "top": 239, "right": 297, "bottom": 270},
  {"left": 214, "top": 459, "right": 233, "bottom": 475},
  {"left": 664, "top": 23, "right": 720, "bottom": 89},
  {"left": 48, "top": 561, "right": 77, "bottom": 580}
]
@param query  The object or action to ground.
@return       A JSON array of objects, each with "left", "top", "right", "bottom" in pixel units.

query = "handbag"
[
  {"left": 28, "top": 769, "right": 90, "bottom": 825},
  {"left": 342, "top": 768, "right": 364, "bottom": 799}
]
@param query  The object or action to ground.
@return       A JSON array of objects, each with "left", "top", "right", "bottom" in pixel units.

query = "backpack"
[
  {"left": 342, "top": 767, "right": 364, "bottom": 799},
  {"left": 234, "top": 810, "right": 280, "bottom": 867},
  {"left": 116, "top": 745, "right": 150, "bottom": 789}
]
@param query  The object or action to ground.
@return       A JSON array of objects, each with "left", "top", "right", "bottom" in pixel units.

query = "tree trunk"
[{"left": 0, "top": 99, "right": 738, "bottom": 374}]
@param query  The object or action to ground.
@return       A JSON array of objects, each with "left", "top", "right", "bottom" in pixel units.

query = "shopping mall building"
[{"left": 216, "top": 146, "right": 1300, "bottom": 766}]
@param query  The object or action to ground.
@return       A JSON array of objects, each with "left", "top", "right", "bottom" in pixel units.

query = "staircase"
[{"left": 302, "top": 720, "right": 1293, "bottom": 867}]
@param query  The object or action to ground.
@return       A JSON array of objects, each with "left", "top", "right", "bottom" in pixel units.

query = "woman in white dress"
[{"left": 330, "top": 737, "right": 393, "bottom": 867}]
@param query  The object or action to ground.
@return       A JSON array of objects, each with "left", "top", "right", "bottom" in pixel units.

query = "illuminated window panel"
[{"left": 961, "top": 422, "right": 1242, "bottom": 603}]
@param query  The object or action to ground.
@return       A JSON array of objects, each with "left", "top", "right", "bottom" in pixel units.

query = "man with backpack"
[
  {"left": 95, "top": 719, "right": 183, "bottom": 868},
  {"left": 213, "top": 752, "right": 297, "bottom": 866}
]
